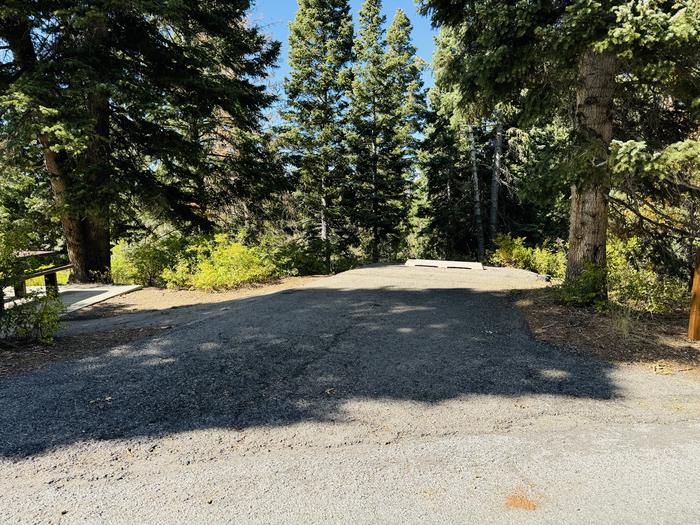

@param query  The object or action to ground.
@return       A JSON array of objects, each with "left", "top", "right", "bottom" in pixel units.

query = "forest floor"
[
  {"left": 515, "top": 287, "right": 700, "bottom": 380},
  {"left": 1, "top": 265, "right": 699, "bottom": 523}
]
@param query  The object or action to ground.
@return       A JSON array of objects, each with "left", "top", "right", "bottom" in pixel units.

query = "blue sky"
[{"left": 251, "top": 0, "right": 437, "bottom": 97}]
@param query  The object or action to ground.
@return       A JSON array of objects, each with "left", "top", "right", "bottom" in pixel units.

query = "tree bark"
[
  {"left": 469, "top": 125, "right": 485, "bottom": 261},
  {"left": 565, "top": 50, "right": 617, "bottom": 294},
  {"left": 77, "top": 90, "right": 112, "bottom": 282},
  {"left": 320, "top": 195, "right": 330, "bottom": 272},
  {"left": 3, "top": 16, "right": 111, "bottom": 282},
  {"left": 490, "top": 121, "right": 503, "bottom": 243}
]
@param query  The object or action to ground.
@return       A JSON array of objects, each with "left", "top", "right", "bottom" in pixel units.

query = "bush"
[
  {"left": 530, "top": 245, "right": 565, "bottom": 278},
  {"left": 558, "top": 264, "right": 608, "bottom": 307},
  {"left": 26, "top": 269, "right": 70, "bottom": 287},
  {"left": 0, "top": 296, "right": 65, "bottom": 344},
  {"left": 489, "top": 234, "right": 565, "bottom": 278},
  {"left": 489, "top": 233, "right": 688, "bottom": 313},
  {"left": 111, "top": 234, "right": 189, "bottom": 286},
  {"left": 258, "top": 233, "right": 329, "bottom": 276},
  {"left": 162, "top": 234, "right": 276, "bottom": 290},
  {"left": 0, "top": 221, "right": 64, "bottom": 344},
  {"left": 607, "top": 237, "right": 688, "bottom": 313},
  {"left": 489, "top": 235, "right": 533, "bottom": 270}
]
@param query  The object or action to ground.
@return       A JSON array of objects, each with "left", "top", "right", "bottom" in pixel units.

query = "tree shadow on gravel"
[{"left": 0, "top": 285, "right": 618, "bottom": 457}]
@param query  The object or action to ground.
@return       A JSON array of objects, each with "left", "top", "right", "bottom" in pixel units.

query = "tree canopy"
[{"left": 1, "top": 0, "right": 279, "bottom": 280}]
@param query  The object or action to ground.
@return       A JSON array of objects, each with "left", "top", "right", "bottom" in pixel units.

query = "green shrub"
[
  {"left": 490, "top": 235, "right": 533, "bottom": 270},
  {"left": 607, "top": 237, "right": 688, "bottom": 313},
  {"left": 490, "top": 234, "right": 565, "bottom": 278},
  {"left": 558, "top": 264, "right": 608, "bottom": 307},
  {"left": 162, "top": 235, "right": 276, "bottom": 290},
  {"left": 0, "top": 221, "right": 64, "bottom": 344},
  {"left": 25, "top": 269, "right": 70, "bottom": 287},
  {"left": 111, "top": 234, "right": 189, "bottom": 286},
  {"left": 530, "top": 243, "right": 566, "bottom": 278},
  {"left": 490, "top": 233, "right": 687, "bottom": 313},
  {"left": 258, "top": 233, "right": 328, "bottom": 276},
  {"left": 0, "top": 295, "right": 65, "bottom": 344}
]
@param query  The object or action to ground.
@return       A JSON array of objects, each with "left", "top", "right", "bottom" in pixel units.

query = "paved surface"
[
  {"left": 3, "top": 284, "right": 142, "bottom": 313},
  {"left": 1, "top": 265, "right": 699, "bottom": 524}
]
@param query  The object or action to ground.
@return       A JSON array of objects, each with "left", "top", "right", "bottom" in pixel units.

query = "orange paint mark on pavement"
[{"left": 505, "top": 493, "right": 538, "bottom": 511}]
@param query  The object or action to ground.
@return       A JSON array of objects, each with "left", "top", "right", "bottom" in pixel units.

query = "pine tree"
[
  {"left": 348, "top": 1, "right": 424, "bottom": 262},
  {"left": 420, "top": 0, "right": 700, "bottom": 298},
  {"left": 419, "top": 84, "right": 490, "bottom": 260},
  {"left": 0, "top": 1, "right": 279, "bottom": 282},
  {"left": 419, "top": 89, "right": 472, "bottom": 259},
  {"left": 282, "top": 0, "right": 354, "bottom": 272}
]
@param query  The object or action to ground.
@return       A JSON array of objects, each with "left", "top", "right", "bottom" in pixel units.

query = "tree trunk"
[
  {"left": 565, "top": 50, "right": 617, "bottom": 295},
  {"left": 469, "top": 125, "right": 485, "bottom": 261},
  {"left": 79, "top": 91, "right": 112, "bottom": 282},
  {"left": 320, "top": 193, "right": 331, "bottom": 273},
  {"left": 370, "top": 127, "right": 380, "bottom": 263},
  {"left": 566, "top": 184, "right": 609, "bottom": 279},
  {"left": 490, "top": 121, "right": 503, "bottom": 243},
  {"left": 3, "top": 16, "right": 111, "bottom": 282}
]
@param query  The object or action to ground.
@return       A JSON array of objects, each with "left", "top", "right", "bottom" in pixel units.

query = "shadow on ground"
[{"left": 0, "top": 285, "right": 617, "bottom": 457}]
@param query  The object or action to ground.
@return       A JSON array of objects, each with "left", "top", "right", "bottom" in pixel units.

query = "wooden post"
[
  {"left": 689, "top": 248, "right": 700, "bottom": 340},
  {"left": 13, "top": 280, "right": 27, "bottom": 299},
  {"left": 45, "top": 272, "right": 59, "bottom": 299}
]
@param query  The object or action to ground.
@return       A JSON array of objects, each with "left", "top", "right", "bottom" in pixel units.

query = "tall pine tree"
[
  {"left": 348, "top": 1, "right": 424, "bottom": 262},
  {"left": 420, "top": 0, "right": 700, "bottom": 298},
  {"left": 0, "top": 0, "right": 279, "bottom": 282},
  {"left": 282, "top": 0, "right": 354, "bottom": 271}
]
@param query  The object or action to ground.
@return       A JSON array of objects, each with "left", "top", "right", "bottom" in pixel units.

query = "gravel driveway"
[{"left": 1, "top": 265, "right": 699, "bottom": 523}]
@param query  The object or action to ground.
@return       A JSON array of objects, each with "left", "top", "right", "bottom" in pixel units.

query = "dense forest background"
[{"left": 1, "top": 0, "right": 699, "bottom": 318}]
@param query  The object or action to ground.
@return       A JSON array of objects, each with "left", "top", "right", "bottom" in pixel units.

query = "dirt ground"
[
  {"left": 68, "top": 275, "right": 323, "bottom": 320},
  {"left": 0, "top": 276, "right": 321, "bottom": 378},
  {"left": 514, "top": 286, "right": 700, "bottom": 379}
]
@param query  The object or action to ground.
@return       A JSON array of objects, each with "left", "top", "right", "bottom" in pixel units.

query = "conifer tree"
[
  {"left": 282, "top": 0, "right": 354, "bottom": 271},
  {"left": 420, "top": 0, "right": 699, "bottom": 298},
  {"left": 348, "top": 1, "right": 424, "bottom": 262},
  {"left": 419, "top": 89, "right": 472, "bottom": 259},
  {"left": 0, "top": 0, "right": 279, "bottom": 282}
]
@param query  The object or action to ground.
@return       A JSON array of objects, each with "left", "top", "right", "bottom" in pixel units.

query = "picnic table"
[{"left": 0, "top": 251, "right": 72, "bottom": 312}]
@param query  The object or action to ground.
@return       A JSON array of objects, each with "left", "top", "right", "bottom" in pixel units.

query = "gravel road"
[{"left": 1, "top": 264, "right": 699, "bottom": 523}]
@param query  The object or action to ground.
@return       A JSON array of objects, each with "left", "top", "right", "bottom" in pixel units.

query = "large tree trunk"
[
  {"left": 4, "top": 17, "right": 111, "bottom": 282},
  {"left": 43, "top": 148, "right": 111, "bottom": 283},
  {"left": 469, "top": 125, "right": 485, "bottom": 261},
  {"left": 565, "top": 50, "right": 617, "bottom": 295},
  {"left": 490, "top": 121, "right": 503, "bottom": 243},
  {"left": 77, "top": 90, "right": 112, "bottom": 282}
]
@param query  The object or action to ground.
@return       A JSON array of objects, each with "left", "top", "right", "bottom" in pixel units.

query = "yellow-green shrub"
[
  {"left": 162, "top": 235, "right": 275, "bottom": 290},
  {"left": 111, "top": 234, "right": 189, "bottom": 286},
  {"left": 490, "top": 234, "right": 688, "bottom": 313},
  {"left": 25, "top": 269, "right": 70, "bottom": 286},
  {"left": 489, "top": 235, "right": 533, "bottom": 270},
  {"left": 607, "top": 237, "right": 687, "bottom": 313},
  {"left": 530, "top": 244, "right": 566, "bottom": 278},
  {"left": 490, "top": 234, "right": 565, "bottom": 278}
]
